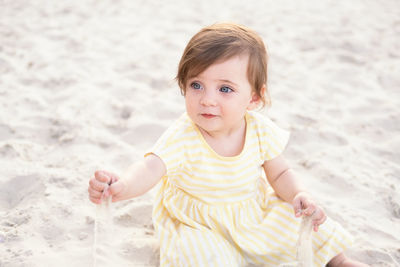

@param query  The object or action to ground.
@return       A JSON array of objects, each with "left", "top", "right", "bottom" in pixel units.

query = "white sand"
[{"left": 0, "top": 0, "right": 399, "bottom": 266}]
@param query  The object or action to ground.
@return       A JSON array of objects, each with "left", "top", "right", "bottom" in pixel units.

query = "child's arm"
[
  {"left": 263, "top": 155, "right": 305, "bottom": 203},
  {"left": 88, "top": 154, "right": 166, "bottom": 204},
  {"left": 263, "top": 155, "right": 326, "bottom": 231}
]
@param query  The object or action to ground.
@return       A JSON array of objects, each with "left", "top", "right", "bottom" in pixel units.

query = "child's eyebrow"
[
  {"left": 218, "top": 79, "right": 238, "bottom": 87},
  {"left": 188, "top": 76, "right": 238, "bottom": 87}
]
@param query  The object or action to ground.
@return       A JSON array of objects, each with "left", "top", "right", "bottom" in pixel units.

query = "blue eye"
[
  {"left": 220, "top": 86, "right": 233, "bottom": 93},
  {"left": 191, "top": 82, "right": 202, "bottom": 90}
]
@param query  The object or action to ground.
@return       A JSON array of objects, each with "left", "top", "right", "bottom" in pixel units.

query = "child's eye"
[
  {"left": 190, "top": 82, "right": 202, "bottom": 90},
  {"left": 220, "top": 86, "right": 233, "bottom": 93}
]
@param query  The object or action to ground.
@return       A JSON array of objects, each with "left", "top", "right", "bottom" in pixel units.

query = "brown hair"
[{"left": 176, "top": 23, "right": 270, "bottom": 107}]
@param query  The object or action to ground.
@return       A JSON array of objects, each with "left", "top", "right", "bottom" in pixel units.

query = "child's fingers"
[
  {"left": 304, "top": 206, "right": 316, "bottom": 216},
  {"left": 311, "top": 209, "right": 327, "bottom": 232},
  {"left": 88, "top": 170, "right": 120, "bottom": 204},
  {"left": 95, "top": 170, "right": 119, "bottom": 184},
  {"left": 293, "top": 193, "right": 309, "bottom": 217},
  {"left": 313, "top": 213, "right": 327, "bottom": 226},
  {"left": 89, "top": 177, "right": 108, "bottom": 192},
  {"left": 293, "top": 200, "right": 303, "bottom": 217},
  {"left": 88, "top": 186, "right": 102, "bottom": 197},
  {"left": 312, "top": 217, "right": 326, "bottom": 230},
  {"left": 108, "top": 172, "right": 119, "bottom": 184},
  {"left": 94, "top": 170, "right": 112, "bottom": 183},
  {"left": 88, "top": 187, "right": 103, "bottom": 204}
]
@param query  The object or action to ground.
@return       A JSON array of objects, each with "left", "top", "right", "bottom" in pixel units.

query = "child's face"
[{"left": 185, "top": 54, "right": 259, "bottom": 136}]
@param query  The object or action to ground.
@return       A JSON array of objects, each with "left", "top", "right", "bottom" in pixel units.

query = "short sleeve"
[
  {"left": 251, "top": 112, "right": 290, "bottom": 161},
  {"left": 144, "top": 114, "right": 186, "bottom": 175}
]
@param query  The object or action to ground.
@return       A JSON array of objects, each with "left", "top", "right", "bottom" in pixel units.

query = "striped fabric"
[{"left": 147, "top": 111, "right": 353, "bottom": 267}]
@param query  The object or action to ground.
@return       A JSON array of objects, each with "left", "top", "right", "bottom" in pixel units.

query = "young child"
[{"left": 88, "top": 23, "right": 369, "bottom": 267}]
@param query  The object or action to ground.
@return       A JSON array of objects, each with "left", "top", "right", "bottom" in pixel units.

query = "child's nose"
[{"left": 200, "top": 90, "right": 217, "bottom": 106}]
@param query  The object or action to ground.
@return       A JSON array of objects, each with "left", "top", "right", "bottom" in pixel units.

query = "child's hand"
[
  {"left": 88, "top": 170, "right": 124, "bottom": 204},
  {"left": 292, "top": 191, "right": 327, "bottom": 232}
]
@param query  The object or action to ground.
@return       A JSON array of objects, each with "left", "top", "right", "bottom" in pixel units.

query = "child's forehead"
[{"left": 187, "top": 53, "right": 250, "bottom": 79}]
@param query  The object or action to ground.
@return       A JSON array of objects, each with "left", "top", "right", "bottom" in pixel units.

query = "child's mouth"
[{"left": 201, "top": 113, "right": 216, "bottom": 119}]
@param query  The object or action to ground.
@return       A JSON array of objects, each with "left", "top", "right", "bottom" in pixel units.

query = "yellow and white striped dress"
[{"left": 147, "top": 111, "right": 353, "bottom": 267}]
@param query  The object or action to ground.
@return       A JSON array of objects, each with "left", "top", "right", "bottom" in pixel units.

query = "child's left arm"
[{"left": 263, "top": 155, "right": 327, "bottom": 231}]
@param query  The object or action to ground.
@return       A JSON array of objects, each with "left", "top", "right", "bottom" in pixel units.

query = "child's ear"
[{"left": 247, "top": 85, "right": 266, "bottom": 110}]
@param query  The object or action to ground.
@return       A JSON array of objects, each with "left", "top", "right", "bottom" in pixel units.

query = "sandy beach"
[{"left": 0, "top": 0, "right": 399, "bottom": 266}]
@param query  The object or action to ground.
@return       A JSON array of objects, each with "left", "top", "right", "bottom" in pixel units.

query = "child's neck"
[{"left": 198, "top": 118, "right": 247, "bottom": 157}]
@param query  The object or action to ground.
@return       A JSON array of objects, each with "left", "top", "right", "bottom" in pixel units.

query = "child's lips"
[{"left": 201, "top": 113, "right": 217, "bottom": 119}]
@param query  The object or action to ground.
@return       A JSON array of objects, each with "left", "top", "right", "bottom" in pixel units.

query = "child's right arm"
[{"left": 88, "top": 154, "right": 166, "bottom": 204}]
